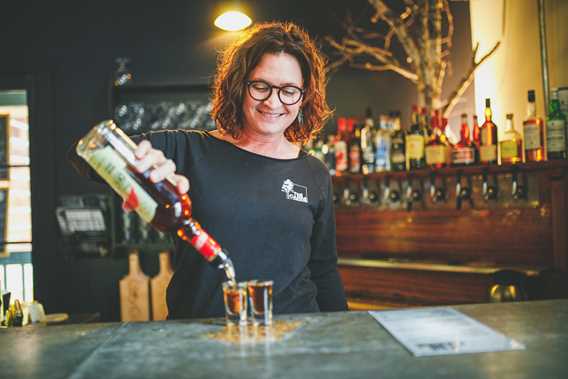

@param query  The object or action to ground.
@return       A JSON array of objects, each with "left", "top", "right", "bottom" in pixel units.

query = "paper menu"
[{"left": 369, "top": 307, "right": 525, "bottom": 357}]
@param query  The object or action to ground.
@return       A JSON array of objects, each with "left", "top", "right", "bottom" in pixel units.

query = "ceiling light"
[{"left": 214, "top": 10, "right": 252, "bottom": 31}]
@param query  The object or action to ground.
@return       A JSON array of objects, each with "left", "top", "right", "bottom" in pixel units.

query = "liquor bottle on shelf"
[
  {"left": 360, "top": 107, "right": 376, "bottom": 174},
  {"left": 425, "top": 109, "right": 450, "bottom": 169},
  {"left": 374, "top": 113, "right": 391, "bottom": 172},
  {"left": 405, "top": 105, "right": 426, "bottom": 170},
  {"left": 479, "top": 98, "right": 498, "bottom": 165},
  {"left": 523, "top": 89, "right": 546, "bottom": 162},
  {"left": 472, "top": 114, "right": 481, "bottom": 162},
  {"left": 546, "top": 88, "right": 567, "bottom": 160},
  {"left": 323, "top": 134, "right": 337, "bottom": 175},
  {"left": 499, "top": 113, "right": 523, "bottom": 164},
  {"left": 390, "top": 111, "right": 406, "bottom": 171},
  {"left": 334, "top": 117, "right": 348, "bottom": 174},
  {"left": 452, "top": 113, "right": 476, "bottom": 166},
  {"left": 349, "top": 125, "right": 362, "bottom": 174},
  {"left": 76, "top": 120, "right": 236, "bottom": 283}
]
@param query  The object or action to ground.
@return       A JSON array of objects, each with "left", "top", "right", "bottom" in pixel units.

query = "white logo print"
[{"left": 281, "top": 179, "right": 308, "bottom": 203}]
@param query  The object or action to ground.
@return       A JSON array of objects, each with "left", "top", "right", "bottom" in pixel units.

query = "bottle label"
[
  {"left": 523, "top": 122, "right": 542, "bottom": 150},
  {"left": 547, "top": 119, "right": 566, "bottom": 153},
  {"left": 335, "top": 141, "right": 348, "bottom": 172},
  {"left": 406, "top": 135, "right": 424, "bottom": 159},
  {"left": 500, "top": 140, "right": 520, "bottom": 160},
  {"left": 391, "top": 151, "right": 405, "bottom": 164},
  {"left": 425, "top": 145, "right": 447, "bottom": 165},
  {"left": 87, "top": 146, "right": 158, "bottom": 223},
  {"left": 349, "top": 147, "right": 361, "bottom": 173},
  {"left": 479, "top": 145, "right": 497, "bottom": 163},
  {"left": 452, "top": 147, "right": 475, "bottom": 165},
  {"left": 190, "top": 229, "right": 221, "bottom": 261}
]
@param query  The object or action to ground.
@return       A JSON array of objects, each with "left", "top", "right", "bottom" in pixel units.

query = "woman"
[{"left": 77, "top": 22, "right": 347, "bottom": 318}]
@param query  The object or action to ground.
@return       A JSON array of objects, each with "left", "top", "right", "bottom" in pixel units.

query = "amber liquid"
[
  {"left": 128, "top": 168, "right": 192, "bottom": 231},
  {"left": 128, "top": 167, "right": 236, "bottom": 284},
  {"left": 249, "top": 284, "right": 273, "bottom": 313}
]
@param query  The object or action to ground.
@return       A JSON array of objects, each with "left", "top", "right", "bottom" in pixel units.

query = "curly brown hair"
[{"left": 211, "top": 21, "right": 333, "bottom": 143}]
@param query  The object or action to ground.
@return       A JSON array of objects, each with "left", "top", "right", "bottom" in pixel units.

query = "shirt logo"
[{"left": 281, "top": 179, "right": 308, "bottom": 203}]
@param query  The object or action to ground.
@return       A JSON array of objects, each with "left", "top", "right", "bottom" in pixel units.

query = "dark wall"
[{"left": 0, "top": 0, "right": 472, "bottom": 321}]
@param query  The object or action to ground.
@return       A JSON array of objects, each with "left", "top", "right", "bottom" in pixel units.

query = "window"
[{"left": 0, "top": 89, "right": 33, "bottom": 303}]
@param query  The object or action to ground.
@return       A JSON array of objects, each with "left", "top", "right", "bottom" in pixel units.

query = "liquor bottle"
[
  {"left": 499, "top": 113, "right": 523, "bottom": 164},
  {"left": 452, "top": 113, "right": 476, "bottom": 166},
  {"left": 374, "top": 114, "right": 391, "bottom": 172},
  {"left": 472, "top": 114, "right": 481, "bottom": 163},
  {"left": 523, "top": 89, "right": 546, "bottom": 162},
  {"left": 322, "top": 134, "right": 337, "bottom": 175},
  {"left": 425, "top": 110, "right": 450, "bottom": 169},
  {"left": 334, "top": 118, "right": 348, "bottom": 174},
  {"left": 349, "top": 125, "right": 362, "bottom": 174},
  {"left": 360, "top": 108, "right": 376, "bottom": 174},
  {"left": 546, "top": 88, "right": 567, "bottom": 160},
  {"left": 76, "top": 120, "right": 236, "bottom": 283},
  {"left": 479, "top": 98, "right": 498, "bottom": 165},
  {"left": 390, "top": 111, "right": 406, "bottom": 171},
  {"left": 405, "top": 105, "right": 426, "bottom": 169}
]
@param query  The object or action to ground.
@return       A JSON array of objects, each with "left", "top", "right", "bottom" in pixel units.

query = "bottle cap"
[
  {"left": 528, "top": 90, "right": 536, "bottom": 102},
  {"left": 485, "top": 98, "right": 491, "bottom": 107},
  {"left": 506, "top": 113, "right": 513, "bottom": 120}
]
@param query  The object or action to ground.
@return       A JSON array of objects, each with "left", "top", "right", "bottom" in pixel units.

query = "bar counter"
[{"left": 1, "top": 300, "right": 567, "bottom": 378}]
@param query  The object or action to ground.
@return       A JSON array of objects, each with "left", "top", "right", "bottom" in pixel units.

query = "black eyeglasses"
[{"left": 246, "top": 80, "right": 304, "bottom": 105}]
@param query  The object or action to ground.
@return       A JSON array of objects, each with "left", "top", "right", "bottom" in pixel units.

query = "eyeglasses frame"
[{"left": 245, "top": 80, "right": 305, "bottom": 105}]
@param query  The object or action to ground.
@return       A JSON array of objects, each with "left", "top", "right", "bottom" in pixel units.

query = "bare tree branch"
[{"left": 442, "top": 41, "right": 501, "bottom": 117}]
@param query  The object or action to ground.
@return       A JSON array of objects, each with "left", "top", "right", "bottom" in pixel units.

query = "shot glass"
[
  {"left": 247, "top": 280, "right": 273, "bottom": 326},
  {"left": 222, "top": 281, "right": 248, "bottom": 326}
]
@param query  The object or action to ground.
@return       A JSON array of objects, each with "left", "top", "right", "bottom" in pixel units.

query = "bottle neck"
[
  {"left": 484, "top": 107, "right": 492, "bottom": 122},
  {"left": 526, "top": 101, "right": 536, "bottom": 118}
]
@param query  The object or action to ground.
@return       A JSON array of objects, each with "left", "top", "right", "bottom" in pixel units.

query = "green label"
[
  {"left": 87, "top": 146, "right": 157, "bottom": 223},
  {"left": 547, "top": 119, "right": 566, "bottom": 153}
]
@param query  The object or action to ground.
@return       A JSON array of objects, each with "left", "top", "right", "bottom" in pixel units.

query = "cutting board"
[
  {"left": 150, "top": 251, "right": 173, "bottom": 321},
  {"left": 119, "top": 250, "right": 150, "bottom": 321}
]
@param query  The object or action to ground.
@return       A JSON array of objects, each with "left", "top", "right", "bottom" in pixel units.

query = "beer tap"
[
  {"left": 455, "top": 171, "right": 474, "bottom": 210},
  {"left": 361, "top": 177, "right": 379, "bottom": 206},
  {"left": 511, "top": 168, "right": 527, "bottom": 200},
  {"left": 429, "top": 172, "right": 447, "bottom": 204},
  {"left": 406, "top": 177, "right": 423, "bottom": 211},
  {"left": 342, "top": 180, "right": 360, "bottom": 207},
  {"left": 482, "top": 169, "right": 499, "bottom": 201},
  {"left": 383, "top": 176, "right": 401, "bottom": 204}
]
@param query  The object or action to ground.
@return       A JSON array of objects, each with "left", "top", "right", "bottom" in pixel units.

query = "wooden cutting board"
[
  {"left": 150, "top": 251, "right": 173, "bottom": 321},
  {"left": 119, "top": 250, "right": 150, "bottom": 322}
]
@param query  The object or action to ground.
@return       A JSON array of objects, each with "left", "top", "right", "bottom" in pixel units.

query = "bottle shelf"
[{"left": 332, "top": 160, "right": 568, "bottom": 182}]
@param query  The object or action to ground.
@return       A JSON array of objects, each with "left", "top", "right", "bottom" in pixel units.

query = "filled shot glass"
[
  {"left": 247, "top": 280, "right": 273, "bottom": 326},
  {"left": 222, "top": 281, "right": 248, "bottom": 326}
]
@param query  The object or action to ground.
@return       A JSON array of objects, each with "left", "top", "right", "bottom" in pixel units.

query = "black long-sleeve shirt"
[{"left": 72, "top": 129, "right": 347, "bottom": 318}]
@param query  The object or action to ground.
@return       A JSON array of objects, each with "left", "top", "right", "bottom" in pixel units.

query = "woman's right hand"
[{"left": 133, "top": 140, "right": 190, "bottom": 195}]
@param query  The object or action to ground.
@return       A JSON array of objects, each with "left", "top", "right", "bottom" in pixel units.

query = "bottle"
[
  {"left": 76, "top": 120, "right": 236, "bottom": 283},
  {"left": 546, "top": 88, "right": 567, "bottom": 160},
  {"left": 523, "top": 89, "right": 546, "bottom": 162},
  {"left": 479, "top": 98, "right": 498, "bottom": 165},
  {"left": 334, "top": 118, "right": 348, "bottom": 174},
  {"left": 499, "top": 113, "right": 523, "bottom": 164},
  {"left": 390, "top": 111, "right": 406, "bottom": 171},
  {"left": 472, "top": 114, "right": 481, "bottom": 163},
  {"left": 349, "top": 125, "right": 362, "bottom": 174},
  {"left": 452, "top": 113, "right": 476, "bottom": 166},
  {"left": 405, "top": 105, "right": 426, "bottom": 170},
  {"left": 360, "top": 108, "right": 376, "bottom": 175},
  {"left": 425, "top": 110, "right": 450, "bottom": 169},
  {"left": 374, "top": 114, "right": 391, "bottom": 172},
  {"left": 322, "top": 134, "right": 337, "bottom": 175}
]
